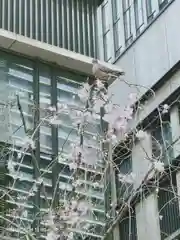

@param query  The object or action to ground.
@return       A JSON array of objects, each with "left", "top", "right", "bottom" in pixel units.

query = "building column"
[
  {"left": 132, "top": 131, "right": 153, "bottom": 189},
  {"left": 135, "top": 192, "right": 161, "bottom": 240},
  {"left": 170, "top": 104, "right": 180, "bottom": 158}
]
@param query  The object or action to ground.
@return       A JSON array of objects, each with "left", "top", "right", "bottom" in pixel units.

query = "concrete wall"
[
  {"left": 132, "top": 132, "right": 153, "bottom": 189},
  {"left": 136, "top": 192, "right": 161, "bottom": 240},
  {"left": 110, "top": 0, "right": 179, "bottom": 106}
]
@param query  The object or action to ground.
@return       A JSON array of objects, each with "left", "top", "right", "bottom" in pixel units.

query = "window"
[
  {"left": 102, "top": 2, "right": 112, "bottom": 61},
  {"left": 123, "top": 0, "right": 133, "bottom": 46},
  {"left": 119, "top": 209, "right": 137, "bottom": 240},
  {"left": 112, "top": 0, "right": 122, "bottom": 57},
  {"left": 114, "top": 141, "right": 133, "bottom": 203},
  {"left": 158, "top": 173, "right": 180, "bottom": 239},
  {"left": 0, "top": 53, "right": 33, "bottom": 145},
  {"left": 134, "top": 0, "right": 144, "bottom": 35},
  {"left": 151, "top": 115, "right": 173, "bottom": 165},
  {"left": 146, "top": 0, "right": 156, "bottom": 22},
  {"left": 159, "top": 0, "right": 168, "bottom": 10}
]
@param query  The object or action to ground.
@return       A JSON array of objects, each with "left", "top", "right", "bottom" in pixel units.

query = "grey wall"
[{"left": 110, "top": 0, "right": 180, "bottom": 107}]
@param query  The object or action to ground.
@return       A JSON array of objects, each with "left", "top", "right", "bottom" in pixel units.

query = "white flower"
[
  {"left": 118, "top": 172, "right": 135, "bottom": 184},
  {"left": 49, "top": 116, "right": 62, "bottom": 125},
  {"left": 36, "top": 177, "right": 43, "bottom": 184},
  {"left": 92, "top": 182, "right": 99, "bottom": 188},
  {"left": 47, "top": 106, "right": 56, "bottom": 112},
  {"left": 72, "top": 179, "right": 82, "bottom": 187},
  {"left": 136, "top": 130, "right": 146, "bottom": 140},
  {"left": 106, "top": 213, "right": 110, "bottom": 218},
  {"left": 96, "top": 79, "right": 104, "bottom": 89},
  {"left": 69, "top": 162, "right": 78, "bottom": 170},
  {"left": 23, "top": 136, "right": 35, "bottom": 149},
  {"left": 67, "top": 232, "right": 73, "bottom": 240},
  {"left": 154, "top": 161, "right": 164, "bottom": 172},
  {"left": 77, "top": 201, "right": 91, "bottom": 216},
  {"left": 111, "top": 134, "right": 118, "bottom": 145},
  {"left": 7, "top": 160, "right": 15, "bottom": 174},
  {"left": 17, "top": 152, "right": 22, "bottom": 159},
  {"left": 46, "top": 231, "right": 58, "bottom": 240},
  {"left": 162, "top": 104, "right": 169, "bottom": 114}
]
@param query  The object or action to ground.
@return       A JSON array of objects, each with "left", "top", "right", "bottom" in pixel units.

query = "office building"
[
  {"left": 0, "top": 0, "right": 114, "bottom": 239},
  {"left": 97, "top": 0, "right": 180, "bottom": 240}
]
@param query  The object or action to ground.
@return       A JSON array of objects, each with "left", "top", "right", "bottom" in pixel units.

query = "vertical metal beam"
[
  {"left": 32, "top": 60, "right": 40, "bottom": 236},
  {"left": 109, "top": 142, "right": 120, "bottom": 240},
  {"left": 51, "top": 69, "right": 59, "bottom": 208}
]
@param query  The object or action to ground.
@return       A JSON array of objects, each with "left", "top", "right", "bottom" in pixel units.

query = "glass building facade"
[
  {"left": 0, "top": 0, "right": 102, "bottom": 57},
  {"left": 0, "top": 50, "right": 105, "bottom": 239},
  {"left": 98, "top": 0, "right": 172, "bottom": 62}
]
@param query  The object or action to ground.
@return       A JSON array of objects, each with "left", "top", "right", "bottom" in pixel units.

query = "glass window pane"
[
  {"left": 134, "top": 0, "right": 144, "bottom": 34},
  {"left": 39, "top": 65, "right": 52, "bottom": 154},
  {"left": 114, "top": 19, "right": 122, "bottom": 56},
  {"left": 104, "top": 31, "right": 112, "bottom": 61},
  {"left": 102, "top": 2, "right": 110, "bottom": 33},
  {"left": 0, "top": 55, "right": 33, "bottom": 145},
  {"left": 113, "top": 0, "right": 121, "bottom": 21}
]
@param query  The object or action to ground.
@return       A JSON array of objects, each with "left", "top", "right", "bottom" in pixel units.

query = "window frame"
[
  {"left": 112, "top": 0, "right": 122, "bottom": 57},
  {"left": 158, "top": 0, "right": 169, "bottom": 10},
  {"left": 134, "top": 0, "right": 144, "bottom": 35},
  {"left": 102, "top": 1, "right": 112, "bottom": 62},
  {"left": 122, "top": 0, "right": 133, "bottom": 46}
]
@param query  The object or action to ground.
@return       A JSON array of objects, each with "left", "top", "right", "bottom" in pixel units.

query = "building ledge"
[{"left": 0, "top": 29, "right": 122, "bottom": 84}]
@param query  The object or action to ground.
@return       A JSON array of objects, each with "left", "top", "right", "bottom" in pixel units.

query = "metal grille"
[
  {"left": 119, "top": 210, "right": 137, "bottom": 240},
  {"left": 0, "top": 0, "right": 98, "bottom": 57},
  {"left": 158, "top": 173, "right": 180, "bottom": 239}
]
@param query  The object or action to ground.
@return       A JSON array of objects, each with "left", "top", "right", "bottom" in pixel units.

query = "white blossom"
[
  {"left": 154, "top": 161, "right": 164, "bottom": 172},
  {"left": 162, "top": 104, "right": 169, "bottom": 114},
  {"left": 96, "top": 79, "right": 104, "bottom": 89},
  {"left": 69, "top": 162, "right": 78, "bottom": 170},
  {"left": 136, "top": 130, "right": 146, "bottom": 140},
  {"left": 46, "top": 231, "right": 58, "bottom": 240},
  {"left": 23, "top": 136, "right": 35, "bottom": 149}
]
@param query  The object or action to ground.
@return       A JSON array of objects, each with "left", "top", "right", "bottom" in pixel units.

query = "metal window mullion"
[
  {"left": 107, "top": 0, "right": 114, "bottom": 62},
  {"left": 130, "top": 0, "right": 136, "bottom": 39},
  {"left": 2, "top": 0, "right": 5, "bottom": 29},
  {"left": 7, "top": 0, "right": 10, "bottom": 31},
  {"left": 29, "top": 0, "right": 33, "bottom": 38},
  {"left": 19, "top": 0, "right": 22, "bottom": 34},
  {"left": 51, "top": 70, "right": 59, "bottom": 208},
  {"left": 87, "top": 2, "right": 92, "bottom": 57},
  {"left": 13, "top": 0, "right": 16, "bottom": 32},
  {"left": 81, "top": 0, "right": 86, "bottom": 55},
  {"left": 32, "top": 61, "right": 40, "bottom": 236},
  {"left": 35, "top": 0, "right": 38, "bottom": 40},
  {"left": 72, "top": 0, "right": 76, "bottom": 51},
  {"left": 62, "top": 0, "right": 66, "bottom": 48},
  {"left": 45, "top": 0, "right": 49, "bottom": 44},
  {"left": 40, "top": 0, "right": 44, "bottom": 42},
  {"left": 97, "top": 5, "right": 104, "bottom": 60},
  {"left": 24, "top": 0, "right": 27, "bottom": 36},
  {"left": 77, "top": 0, "right": 83, "bottom": 54},
  {"left": 51, "top": 0, "right": 55, "bottom": 45},
  {"left": 67, "top": 0, "right": 70, "bottom": 50},
  {"left": 56, "top": 0, "right": 60, "bottom": 47},
  {"left": 92, "top": 1, "right": 97, "bottom": 58}
]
